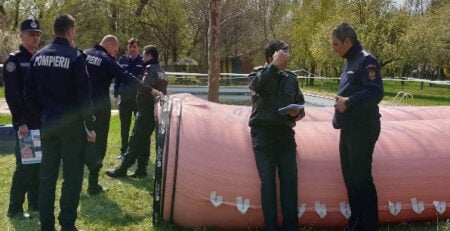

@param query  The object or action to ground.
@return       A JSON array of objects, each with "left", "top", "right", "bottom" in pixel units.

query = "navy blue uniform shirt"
[
  {"left": 333, "top": 41, "right": 384, "bottom": 129},
  {"left": 4, "top": 45, "right": 38, "bottom": 129},
  {"left": 24, "top": 37, "right": 95, "bottom": 130},
  {"left": 114, "top": 54, "right": 144, "bottom": 98}
]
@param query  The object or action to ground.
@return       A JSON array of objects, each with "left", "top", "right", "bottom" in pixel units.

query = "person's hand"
[
  {"left": 272, "top": 50, "right": 289, "bottom": 70},
  {"left": 18, "top": 124, "right": 29, "bottom": 138},
  {"left": 114, "top": 96, "right": 120, "bottom": 106},
  {"left": 334, "top": 96, "right": 349, "bottom": 113},
  {"left": 287, "top": 108, "right": 300, "bottom": 117},
  {"left": 287, "top": 108, "right": 305, "bottom": 120},
  {"left": 86, "top": 130, "right": 96, "bottom": 143},
  {"left": 151, "top": 89, "right": 163, "bottom": 97}
]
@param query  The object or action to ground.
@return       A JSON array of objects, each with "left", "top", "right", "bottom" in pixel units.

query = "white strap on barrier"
[
  {"left": 314, "top": 201, "right": 327, "bottom": 219},
  {"left": 411, "top": 198, "right": 425, "bottom": 214},
  {"left": 433, "top": 201, "right": 446, "bottom": 214},
  {"left": 236, "top": 197, "right": 250, "bottom": 214},
  {"left": 209, "top": 191, "right": 223, "bottom": 207},
  {"left": 339, "top": 201, "right": 351, "bottom": 219},
  {"left": 388, "top": 201, "right": 402, "bottom": 216},
  {"left": 298, "top": 203, "right": 306, "bottom": 218}
]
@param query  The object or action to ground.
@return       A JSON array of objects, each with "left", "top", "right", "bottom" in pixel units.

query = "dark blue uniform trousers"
[
  {"left": 340, "top": 122, "right": 380, "bottom": 231},
  {"left": 39, "top": 122, "right": 84, "bottom": 231},
  {"left": 251, "top": 128, "right": 298, "bottom": 231},
  {"left": 120, "top": 107, "right": 155, "bottom": 171},
  {"left": 9, "top": 135, "right": 40, "bottom": 214},
  {"left": 118, "top": 97, "right": 137, "bottom": 154},
  {"left": 86, "top": 105, "right": 111, "bottom": 174}
]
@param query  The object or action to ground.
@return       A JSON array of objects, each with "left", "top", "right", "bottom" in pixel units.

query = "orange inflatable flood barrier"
[{"left": 152, "top": 93, "right": 450, "bottom": 228}]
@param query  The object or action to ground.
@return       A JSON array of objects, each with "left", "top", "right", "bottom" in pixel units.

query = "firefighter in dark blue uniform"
[
  {"left": 24, "top": 14, "right": 96, "bottom": 231},
  {"left": 248, "top": 40, "right": 305, "bottom": 231},
  {"left": 114, "top": 38, "right": 144, "bottom": 159},
  {"left": 106, "top": 45, "right": 167, "bottom": 178},
  {"left": 84, "top": 35, "right": 152, "bottom": 193},
  {"left": 3, "top": 18, "right": 41, "bottom": 219},
  {"left": 331, "top": 22, "right": 384, "bottom": 231}
]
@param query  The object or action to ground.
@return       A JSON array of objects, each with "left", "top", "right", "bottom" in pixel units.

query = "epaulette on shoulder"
[
  {"left": 76, "top": 48, "right": 84, "bottom": 54},
  {"left": 76, "top": 48, "right": 87, "bottom": 58},
  {"left": 248, "top": 65, "right": 265, "bottom": 77},
  {"left": 9, "top": 50, "right": 20, "bottom": 56},
  {"left": 362, "top": 50, "right": 371, "bottom": 57},
  {"left": 362, "top": 50, "right": 379, "bottom": 63},
  {"left": 252, "top": 65, "right": 264, "bottom": 72}
]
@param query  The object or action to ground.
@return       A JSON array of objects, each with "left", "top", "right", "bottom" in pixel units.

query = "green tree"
[
  {"left": 396, "top": 0, "right": 450, "bottom": 76},
  {"left": 290, "top": 0, "right": 337, "bottom": 83}
]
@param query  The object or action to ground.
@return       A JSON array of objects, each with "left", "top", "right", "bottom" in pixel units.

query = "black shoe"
[
  {"left": 129, "top": 171, "right": 147, "bottom": 178},
  {"left": 105, "top": 168, "right": 127, "bottom": 178},
  {"left": 7, "top": 211, "right": 31, "bottom": 219},
  {"left": 87, "top": 184, "right": 108, "bottom": 195}
]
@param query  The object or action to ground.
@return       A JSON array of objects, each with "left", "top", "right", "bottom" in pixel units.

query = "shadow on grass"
[
  {"left": 79, "top": 192, "right": 148, "bottom": 227},
  {"left": 76, "top": 161, "right": 156, "bottom": 228},
  {"left": 105, "top": 159, "right": 156, "bottom": 193},
  {"left": 7, "top": 211, "right": 41, "bottom": 231}
]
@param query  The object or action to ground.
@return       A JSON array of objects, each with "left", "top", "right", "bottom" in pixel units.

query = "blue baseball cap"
[{"left": 20, "top": 18, "right": 41, "bottom": 32}]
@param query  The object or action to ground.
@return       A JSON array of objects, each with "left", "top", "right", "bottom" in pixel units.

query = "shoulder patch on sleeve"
[
  {"left": 5, "top": 61, "right": 16, "bottom": 72},
  {"left": 366, "top": 63, "right": 377, "bottom": 80}
]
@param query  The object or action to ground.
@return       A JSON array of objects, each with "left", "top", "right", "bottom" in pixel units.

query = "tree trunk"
[{"left": 208, "top": 0, "right": 221, "bottom": 102}]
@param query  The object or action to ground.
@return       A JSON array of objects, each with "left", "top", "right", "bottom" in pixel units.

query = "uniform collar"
[
  {"left": 129, "top": 54, "right": 142, "bottom": 61},
  {"left": 145, "top": 59, "right": 158, "bottom": 66},
  {"left": 19, "top": 44, "right": 33, "bottom": 58},
  {"left": 94, "top": 44, "right": 115, "bottom": 59},
  {"left": 343, "top": 40, "right": 362, "bottom": 60},
  {"left": 265, "top": 62, "right": 286, "bottom": 75},
  {"left": 52, "top": 37, "right": 72, "bottom": 46}
]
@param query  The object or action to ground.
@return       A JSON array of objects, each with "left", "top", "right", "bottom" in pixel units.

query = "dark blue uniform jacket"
[
  {"left": 114, "top": 54, "right": 144, "bottom": 99},
  {"left": 248, "top": 64, "right": 305, "bottom": 128},
  {"left": 3, "top": 45, "right": 39, "bottom": 129},
  {"left": 24, "top": 37, "right": 95, "bottom": 130},
  {"left": 137, "top": 59, "right": 168, "bottom": 109},
  {"left": 333, "top": 41, "right": 384, "bottom": 129},
  {"left": 84, "top": 45, "right": 148, "bottom": 109}
]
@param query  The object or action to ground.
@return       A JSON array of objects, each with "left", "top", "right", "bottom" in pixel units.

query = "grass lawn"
[
  {"left": 0, "top": 115, "right": 163, "bottom": 231},
  {"left": 299, "top": 78, "right": 450, "bottom": 106},
  {"left": 1, "top": 116, "right": 449, "bottom": 231},
  {"left": 0, "top": 79, "right": 449, "bottom": 230}
]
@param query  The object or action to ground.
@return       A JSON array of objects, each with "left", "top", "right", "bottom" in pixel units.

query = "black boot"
[
  {"left": 106, "top": 153, "right": 134, "bottom": 178},
  {"left": 129, "top": 159, "right": 147, "bottom": 178},
  {"left": 7, "top": 209, "right": 30, "bottom": 219},
  {"left": 87, "top": 173, "right": 107, "bottom": 195},
  {"left": 105, "top": 167, "right": 127, "bottom": 178},
  {"left": 129, "top": 167, "right": 147, "bottom": 178},
  {"left": 7, "top": 204, "right": 30, "bottom": 219}
]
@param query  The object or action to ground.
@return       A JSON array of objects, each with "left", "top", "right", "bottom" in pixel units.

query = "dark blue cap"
[{"left": 20, "top": 18, "right": 41, "bottom": 32}]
